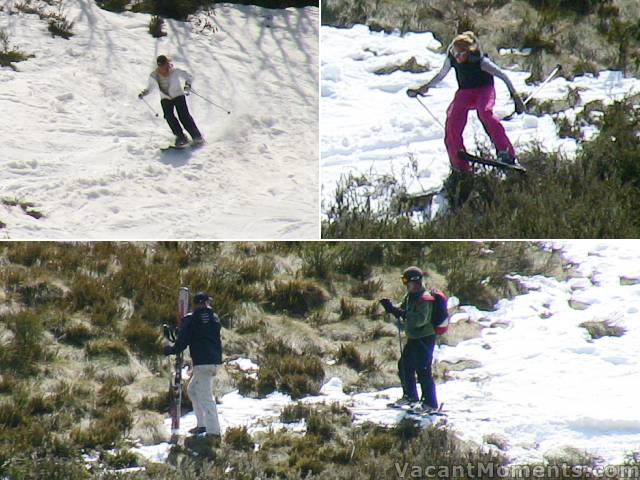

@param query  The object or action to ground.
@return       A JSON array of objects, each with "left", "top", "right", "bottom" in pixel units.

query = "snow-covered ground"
[
  {"left": 135, "top": 241, "right": 640, "bottom": 467},
  {"left": 0, "top": 0, "right": 318, "bottom": 239},
  {"left": 320, "top": 25, "right": 640, "bottom": 210}
]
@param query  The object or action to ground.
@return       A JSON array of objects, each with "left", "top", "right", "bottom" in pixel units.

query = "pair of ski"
[
  {"left": 163, "top": 287, "right": 190, "bottom": 439},
  {"left": 386, "top": 401, "right": 447, "bottom": 418},
  {"left": 161, "top": 141, "right": 205, "bottom": 151},
  {"left": 458, "top": 150, "right": 526, "bottom": 173}
]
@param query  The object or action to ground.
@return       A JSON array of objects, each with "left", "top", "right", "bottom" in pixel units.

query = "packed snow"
[
  {"left": 134, "top": 241, "right": 640, "bottom": 468},
  {"left": 320, "top": 25, "right": 640, "bottom": 211},
  {"left": 0, "top": 0, "right": 318, "bottom": 239}
]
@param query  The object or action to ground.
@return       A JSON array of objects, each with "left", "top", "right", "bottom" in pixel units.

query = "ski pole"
[
  {"left": 140, "top": 96, "right": 159, "bottom": 118},
  {"left": 190, "top": 88, "right": 231, "bottom": 115},
  {"left": 503, "top": 64, "right": 562, "bottom": 120},
  {"left": 416, "top": 97, "right": 445, "bottom": 131},
  {"left": 523, "top": 64, "right": 562, "bottom": 106},
  {"left": 390, "top": 312, "right": 407, "bottom": 397}
]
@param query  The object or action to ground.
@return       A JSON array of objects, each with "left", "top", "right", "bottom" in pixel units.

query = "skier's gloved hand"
[
  {"left": 392, "top": 307, "right": 406, "bottom": 320},
  {"left": 162, "top": 345, "right": 175, "bottom": 356},
  {"left": 380, "top": 298, "right": 395, "bottom": 313},
  {"left": 138, "top": 90, "right": 148, "bottom": 99},
  {"left": 184, "top": 82, "right": 191, "bottom": 95},
  {"left": 407, "top": 86, "right": 429, "bottom": 97},
  {"left": 513, "top": 94, "right": 526, "bottom": 114}
]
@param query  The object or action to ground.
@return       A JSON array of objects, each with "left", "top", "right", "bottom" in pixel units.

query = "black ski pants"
[
  {"left": 161, "top": 95, "right": 202, "bottom": 141},
  {"left": 398, "top": 335, "right": 438, "bottom": 408}
]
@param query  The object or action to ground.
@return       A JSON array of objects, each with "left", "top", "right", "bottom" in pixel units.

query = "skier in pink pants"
[{"left": 408, "top": 32, "right": 526, "bottom": 172}]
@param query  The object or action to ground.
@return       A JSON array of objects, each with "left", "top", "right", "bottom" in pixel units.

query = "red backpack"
[{"left": 419, "top": 290, "right": 449, "bottom": 335}]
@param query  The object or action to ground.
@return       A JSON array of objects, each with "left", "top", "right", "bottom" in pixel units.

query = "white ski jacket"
[{"left": 141, "top": 67, "right": 193, "bottom": 100}]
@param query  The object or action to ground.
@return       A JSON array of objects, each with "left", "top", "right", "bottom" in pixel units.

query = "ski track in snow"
[
  {"left": 131, "top": 241, "right": 640, "bottom": 467},
  {"left": 0, "top": 0, "right": 318, "bottom": 239},
  {"left": 320, "top": 25, "right": 640, "bottom": 211}
]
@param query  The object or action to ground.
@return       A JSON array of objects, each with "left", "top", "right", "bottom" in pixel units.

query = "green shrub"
[
  {"left": 98, "top": 0, "right": 129, "bottom": 12},
  {"left": 339, "top": 297, "right": 359, "bottom": 320},
  {"left": 139, "top": 390, "right": 169, "bottom": 412},
  {"left": 300, "top": 242, "right": 336, "bottom": 279},
  {"left": 85, "top": 338, "right": 129, "bottom": 363},
  {"left": 0, "top": 401, "right": 24, "bottom": 428},
  {"left": 133, "top": 0, "right": 203, "bottom": 21},
  {"left": 306, "top": 411, "right": 334, "bottom": 440},
  {"left": 16, "top": 282, "right": 64, "bottom": 307},
  {"left": 61, "top": 322, "right": 96, "bottom": 346},
  {"left": 336, "top": 243, "right": 384, "bottom": 280},
  {"left": 252, "top": 340, "right": 325, "bottom": 399},
  {"left": 124, "top": 320, "right": 161, "bottom": 357},
  {"left": 47, "top": 14, "right": 74, "bottom": 39},
  {"left": 0, "top": 28, "right": 34, "bottom": 70},
  {"left": 96, "top": 379, "right": 128, "bottom": 410},
  {"left": 336, "top": 343, "right": 377, "bottom": 373},
  {"left": 264, "top": 279, "right": 328, "bottom": 317},
  {"left": 224, "top": 426, "right": 254, "bottom": 451},
  {"left": 101, "top": 449, "right": 139, "bottom": 469},
  {"left": 6, "top": 242, "right": 48, "bottom": 267},
  {"left": 148, "top": 15, "right": 166, "bottom": 38},
  {"left": 280, "top": 402, "right": 311, "bottom": 423},
  {"left": 0, "top": 374, "right": 18, "bottom": 394},
  {"left": 222, "top": 256, "right": 275, "bottom": 284},
  {"left": 0, "top": 310, "right": 46, "bottom": 375},
  {"left": 350, "top": 278, "right": 383, "bottom": 299}
]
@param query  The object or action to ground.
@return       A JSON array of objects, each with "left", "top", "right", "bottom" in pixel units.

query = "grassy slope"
[
  {"left": 0, "top": 241, "right": 570, "bottom": 477},
  {"left": 321, "top": 0, "right": 640, "bottom": 81}
]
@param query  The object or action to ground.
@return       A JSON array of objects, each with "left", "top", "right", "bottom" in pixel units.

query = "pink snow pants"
[{"left": 444, "top": 84, "right": 515, "bottom": 172}]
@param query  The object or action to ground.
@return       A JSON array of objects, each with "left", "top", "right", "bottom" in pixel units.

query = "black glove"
[
  {"left": 513, "top": 94, "right": 526, "bottom": 114},
  {"left": 184, "top": 82, "right": 191, "bottom": 95},
  {"left": 407, "top": 86, "right": 428, "bottom": 98},
  {"left": 138, "top": 90, "right": 146, "bottom": 99},
  {"left": 393, "top": 307, "right": 406, "bottom": 319},
  {"left": 162, "top": 345, "right": 174, "bottom": 356},
  {"left": 380, "top": 298, "right": 394, "bottom": 313}
]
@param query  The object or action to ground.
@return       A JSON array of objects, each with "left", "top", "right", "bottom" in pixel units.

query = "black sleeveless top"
[{"left": 448, "top": 51, "right": 494, "bottom": 90}]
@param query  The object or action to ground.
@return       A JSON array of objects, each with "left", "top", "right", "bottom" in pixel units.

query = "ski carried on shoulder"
[
  {"left": 163, "top": 287, "right": 189, "bottom": 440},
  {"left": 458, "top": 150, "right": 526, "bottom": 173}
]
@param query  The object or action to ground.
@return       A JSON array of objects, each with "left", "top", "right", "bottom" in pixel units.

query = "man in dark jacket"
[
  {"left": 380, "top": 267, "right": 439, "bottom": 413},
  {"left": 164, "top": 292, "right": 222, "bottom": 437}
]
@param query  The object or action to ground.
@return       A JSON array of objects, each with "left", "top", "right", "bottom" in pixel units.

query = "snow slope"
[
  {"left": 134, "top": 241, "right": 640, "bottom": 467},
  {"left": 0, "top": 0, "right": 318, "bottom": 239},
  {"left": 320, "top": 25, "right": 640, "bottom": 210}
]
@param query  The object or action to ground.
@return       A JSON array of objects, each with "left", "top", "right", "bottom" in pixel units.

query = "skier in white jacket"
[{"left": 139, "top": 55, "right": 204, "bottom": 148}]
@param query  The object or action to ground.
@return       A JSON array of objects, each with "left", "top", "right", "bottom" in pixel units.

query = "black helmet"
[
  {"left": 156, "top": 55, "right": 169, "bottom": 66},
  {"left": 194, "top": 292, "right": 210, "bottom": 304},
  {"left": 402, "top": 266, "right": 423, "bottom": 284}
]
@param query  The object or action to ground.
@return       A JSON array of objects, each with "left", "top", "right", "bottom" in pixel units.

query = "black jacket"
[
  {"left": 448, "top": 51, "right": 494, "bottom": 90},
  {"left": 171, "top": 306, "right": 222, "bottom": 365}
]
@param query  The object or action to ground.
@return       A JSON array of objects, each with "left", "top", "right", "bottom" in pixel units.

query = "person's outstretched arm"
[
  {"left": 407, "top": 56, "right": 451, "bottom": 97},
  {"left": 481, "top": 57, "right": 526, "bottom": 112}
]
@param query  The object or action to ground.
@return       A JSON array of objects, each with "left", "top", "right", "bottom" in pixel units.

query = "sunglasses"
[
  {"left": 402, "top": 277, "right": 421, "bottom": 285},
  {"left": 452, "top": 49, "right": 468, "bottom": 58}
]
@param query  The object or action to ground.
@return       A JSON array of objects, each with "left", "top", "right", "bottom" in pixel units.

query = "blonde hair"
[{"left": 451, "top": 31, "right": 480, "bottom": 53}]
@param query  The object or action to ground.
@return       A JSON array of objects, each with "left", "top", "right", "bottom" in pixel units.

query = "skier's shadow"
[{"left": 158, "top": 148, "right": 193, "bottom": 168}]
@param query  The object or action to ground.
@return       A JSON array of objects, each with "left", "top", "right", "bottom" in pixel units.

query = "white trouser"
[{"left": 187, "top": 364, "right": 220, "bottom": 435}]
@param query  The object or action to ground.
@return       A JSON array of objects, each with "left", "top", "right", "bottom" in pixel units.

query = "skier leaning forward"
[
  {"left": 380, "top": 267, "right": 441, "bottom": 413},
  {"left": 139, "top": 55, "right": 204, "bottom": 148},
  {"left": 407, "top": 31, "right": 526, "bottom": 172},
  {"left": 163, "top": 292, "right": 222, "bottom": 438}
]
